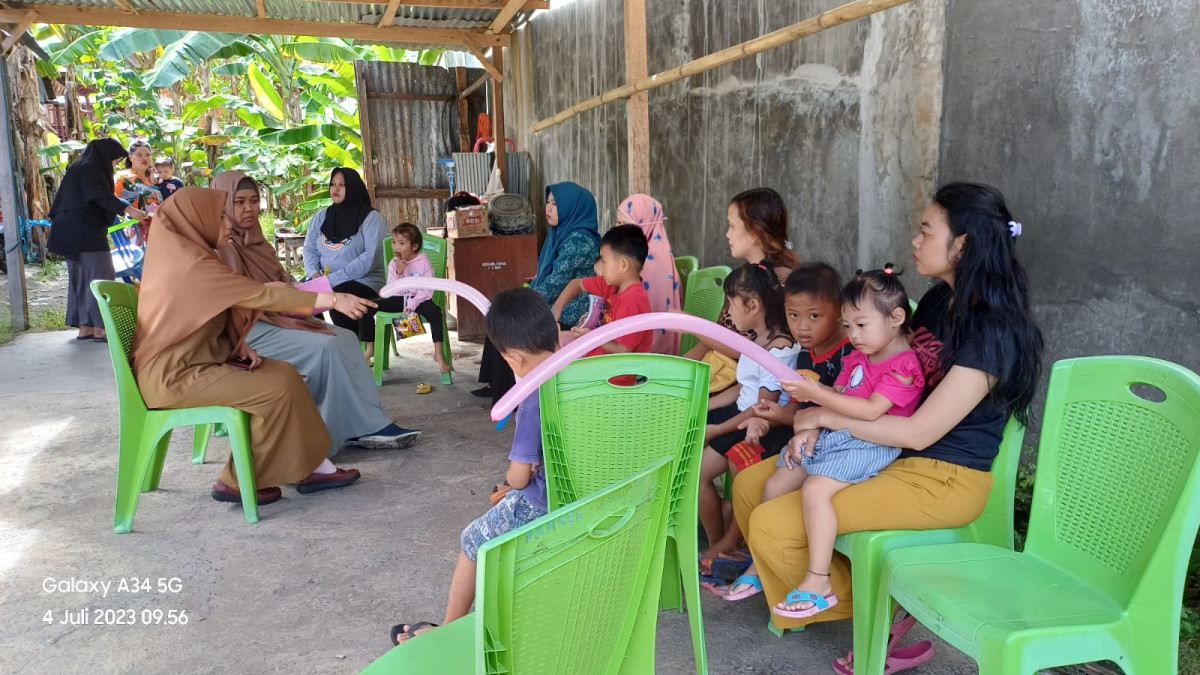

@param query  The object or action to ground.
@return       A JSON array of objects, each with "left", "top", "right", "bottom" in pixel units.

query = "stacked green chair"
[
  {"left": 678, "top": 265, "right": 731, "bottom": 354},
  {"left": 822, "top": 417, "right": 1024, "bottom": 668},
  {"left": 539, "top": 354, "right": 710, "bottom": 674},
  {"left": 365, "top": 457, "right": 676, "bottom": 674},
  {"left": 90, "top": 280, "right": 259, "bottom": 532},
  {"left": 674, "top": 255, "right": 698, "bottom": 300},
  {"left": 867, "top": 356, "right": 1200, "bottom": 675},
  {"left": 373, "top": 233, "right": 453, "bottom": 387}
]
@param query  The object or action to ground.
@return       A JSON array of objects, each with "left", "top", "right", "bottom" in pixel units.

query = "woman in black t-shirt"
[{"left": 731, "top": 183, "right": 1044, "bottom": 668}]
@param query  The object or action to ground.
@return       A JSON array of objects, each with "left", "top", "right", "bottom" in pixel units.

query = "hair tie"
[
  {"left": 1009, "top": 221, "right": 1022, "bottom": 238},
  {"left": 756, "top": 264, "right": 768, "bottom": 272},
  {"left": 784, "top": 240, "right": 793, "bottom": 250},
  {"left": 883, "top": 264, "right": 895, "bottom": 276}
]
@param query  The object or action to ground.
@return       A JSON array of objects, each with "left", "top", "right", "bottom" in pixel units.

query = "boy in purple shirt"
[{"left": 390, "top": 288, "right": 556, "bottom": 645}]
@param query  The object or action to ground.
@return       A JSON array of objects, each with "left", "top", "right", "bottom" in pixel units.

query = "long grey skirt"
[
  {"left": 66, "top": 251, "right": 115, "bottom": 328},
  {"left": 246, "top": 320, "right": 393, "bottom": 457}
]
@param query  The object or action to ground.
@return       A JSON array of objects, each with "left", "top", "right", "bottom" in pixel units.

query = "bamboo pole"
[
  {"left": 624, "top": 0, "right": 650, "bottom": 195},
  {"left": 531, "top": 0, "right": 913, "bottom": 134}
]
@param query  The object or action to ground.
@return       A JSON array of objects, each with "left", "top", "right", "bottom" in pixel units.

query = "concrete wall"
[
  {"left": 513, "top": 0, "right": 945, "bottom": 287},
  {"left": 940, "top": 0, "right": 1200, "bottom": 380}
]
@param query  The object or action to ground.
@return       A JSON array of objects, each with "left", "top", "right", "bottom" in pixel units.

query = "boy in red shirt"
[{"left": 551, "top": 224, "right": 652, "bottom": 356}]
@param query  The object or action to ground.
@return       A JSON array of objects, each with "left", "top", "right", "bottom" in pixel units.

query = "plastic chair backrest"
[
  {"left": 1024, "top": 356, "right": 1200, "bottom": 609},
  {"left": 674, "top": 256, "right": 698, "bottom": 292},
  {"left": 540, "top": 354, "right": 709, "bottom": 536},
  {"left": 90, "top": 280, "right": 150, "bottom": 417},
  {"left": 961, "top": 416, "right": 1024, "bottom": 548},
  {"left": 679, "top": 265, "right": 731, "bottom": 354},
  {"left": 475, "top": 457, "right": 674, "bottom": 675},
  {"left": 421, "top": 233, "right": 449, "bottom": 307}
]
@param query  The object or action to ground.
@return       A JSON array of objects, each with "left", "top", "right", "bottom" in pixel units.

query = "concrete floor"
[{"left": 0, "top": 329, "right": 979, "bottom": 674}]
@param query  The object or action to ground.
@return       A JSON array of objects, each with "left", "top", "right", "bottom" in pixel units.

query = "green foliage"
[{"left": 32, "top": 26, "right": 440, "bottom": 223}]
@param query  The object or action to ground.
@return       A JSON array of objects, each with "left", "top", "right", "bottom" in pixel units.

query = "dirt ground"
[{"left": 0, "top": 318, "right": 979, "bottom": 674}]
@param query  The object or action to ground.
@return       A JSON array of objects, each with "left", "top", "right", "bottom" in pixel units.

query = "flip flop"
[
  {"left": 834, "top": 614, "right": 918, "bottom": 670},
  {"left": 771, "top": 589, "right": 838, "bottom": 619},
  {"left": 697, "top": 555, "right": 724, "bottom": 584},
  {"left": 832, "top": 640, "right": 934, "bottom": 675},
  {"left": 711, "top": 553, "right": 752, "bottom": 580},
  {"left": 390, "top": 621, "right": 439, "bottom": 646},
  {"left": 723, "top": 574, "right": 763, "bottom": 601}
]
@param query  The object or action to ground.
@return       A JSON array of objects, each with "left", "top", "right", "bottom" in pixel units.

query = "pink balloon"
[
  {"left": 379, "top": 277, "right": 491, "bottom": 316},
  {"left": 490, "top": 312, "right": 800, "bottom": 421}
]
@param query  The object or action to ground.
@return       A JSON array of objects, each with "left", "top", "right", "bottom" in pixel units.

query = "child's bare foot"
[
  {"left": 773, "top": 570, "right": 837, "bottom": 618},
  {"left": 390, "top": 621, "right": 438, "bottom": 645},
  {"left": 723, "top": 564, "right": 762, "bottom": 601},
  {"left": 434, "top": 349, "right": 451, "bottom": 373}
]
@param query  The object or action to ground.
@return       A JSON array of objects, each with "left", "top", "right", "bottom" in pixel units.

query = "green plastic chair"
[
  {"left": 539, "top": 354, "right": 710, "bottom": 674},
  {"left": 821, "top": 416, "right": 1024, "bottom": 667},
  {"left": 871, "top": 356, "right": 1200, "bottom": 675},
  {"left": 90, "top": 280, "right": 260, "bottom": 533},
  {"left": 678, "top": 265, "right": 731, "bottom": 354},
  {"left": 373, "top": 233, "right": 453, "bottom": 387},
  {"left": 364, "top": 457, "right": 676, "bottom": 675},
  {"left": 674, "top": 255, "right": 698, "bottom": 300}
]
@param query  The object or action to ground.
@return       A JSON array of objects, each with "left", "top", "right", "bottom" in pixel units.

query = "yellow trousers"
[{"left": 732, "top": 456, "right": 993, "bottom": 630}]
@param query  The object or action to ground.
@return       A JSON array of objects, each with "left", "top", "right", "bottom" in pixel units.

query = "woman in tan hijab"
[
  {"left": 133, "top": 187, "right": 372, "bottom": 505},
  {"left": 210, "top": 171, "right": 421, "bottom": 455}
]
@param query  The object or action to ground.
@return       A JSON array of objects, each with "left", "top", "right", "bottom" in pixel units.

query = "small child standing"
[
  {"left": 770, "top": 266, "right": 924, "bottom": 619},
  {"left": 389, "top": 288, "right": 557, "bottom": 645},
  {"left": 551, "top": 224, "right": 653, "bottom": 356},
  {"left": 376, "top": 223, "right": 450, "bottom": 374},
  {"left": 155, "top": 157, "right": 184, "bottom": 201},
  {"left": 697, "top": 263, "right": 799, "bottom": 574}
]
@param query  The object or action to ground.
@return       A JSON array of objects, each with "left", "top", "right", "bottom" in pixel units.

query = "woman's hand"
[
  {"left": 793, "top": 406, "right": 825, "bottom": 433},
  {"left": 125, "top": 206, "right": 147, "bottom": 220},
  {"left": 333, "top": 293, "right": 376, "bottom": 319},
  {"left": 787, "top": 428, "right": 820, "bottom": 466},
  {"left": 570, "top": 325, "right": 591, "bottom": 336}
]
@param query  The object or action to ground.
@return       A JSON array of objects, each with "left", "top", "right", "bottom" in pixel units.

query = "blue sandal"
[
  {"left": 772, "top": 589, "right": 839, "bottom": 619},
  {"left": 723, "top": 574, "right": 763, "bottom": 601}
]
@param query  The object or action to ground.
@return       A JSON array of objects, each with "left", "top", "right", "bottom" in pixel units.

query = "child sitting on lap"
[
  {"left": 770, "top": 266, "right": 924, "bottom": 619},
  {"left": 551, "top": 224, "right": 653, "bottom": 356},
  {"left": 376, "top": 222, "right": 450, "bottom": 374},
  {"left": 389, "top": 288, "right": 557, "bottom": 645}
]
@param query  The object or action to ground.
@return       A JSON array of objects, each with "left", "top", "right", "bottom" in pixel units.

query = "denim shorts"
[{"left": 460, "top": 488, "right": 547, "bottom": 562}]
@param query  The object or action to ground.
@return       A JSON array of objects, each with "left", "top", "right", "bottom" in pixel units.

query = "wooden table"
[
  {"left": 275, "top": 232, "right": 305, "bottom": 271},
  {"left": 447, "top": 234, "right": 538, "bottom": 340}
]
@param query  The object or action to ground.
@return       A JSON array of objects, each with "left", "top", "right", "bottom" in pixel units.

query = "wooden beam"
[
  {"left": 354, "top": 61, "right": 378, "bottom": 202},
  {"left": 365, "top": 91, "right": 459, "bottom": 102},
  {"left": 375, "top": 188, "right": 452, "bottom": 199},
  {"left": 492, "top": 47, "right": 507, "bottom": 190},
  {"left": 113, "top": 0, "right": 137, "bottom": 13},
  {"left": 532, "top": 0, "right": 912, "bottom": 133},
  {"left": 0, "top": 5, "right": 510, "bottom": 47},
  {"left": 623, "top": 0, "right": 649, "bottom": 195},
  {"left": 487, "top": 0, "right": 525, "bottom": 34},
  {"left": 309, "top": 0, "right": 547, "bottom": 8},
  {"left": 0, "top": 63, "right": 28, "bottom": 331},
  {"left": 378, "top": 0, "right": 402, "bottom": 28},
  {"left": 461, "top": 37, "right": 502, "bottom": 82},
  {"left": 458, "top": 73, "right": 490, "bottom": 101},
  {"left": 1, "top": 10, "right": 37, "bottom": 54},
  {"left": 255, "top": 0, "right": 266, "bottom": 20},
  {"left": 455, "top": 67, "right": 472, "bottom": 152}
]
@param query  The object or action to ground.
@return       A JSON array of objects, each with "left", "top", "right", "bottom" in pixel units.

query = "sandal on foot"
[
  {"left": 390, "top": 621, "right": 439, "bottom": 646},
  {"left": 834, "top": 613, "right": 918, "bottom": 670},
  {"left": 833, "top": 640, "right": 934, "bottom": 675},
  {"left": 700, "top": 581, "right": 728, "bottom": 597},
  {"left": 772, "top": 589, "right": 838, "bottom": 619},
  {"left": 711, "top": 552, "right": 752, "bottom": 580},
  {"left": 697, "top": 555, "right": 724, "bottom": 584},
  {"left": 723, "top": 574, "right": 763, "bottom": 601}
]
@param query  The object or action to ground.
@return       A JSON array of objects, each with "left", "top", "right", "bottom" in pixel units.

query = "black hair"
[
  {"left": 154, "top": 157, "right": 175, "bottom": 168},
  {"left": 235, "top": 177, "right": 257, "bottom": 192},
  {"left": 486, "top": 288, "right": 560, "bottom": 355},
  {"left": 390, "top": 222, "right": 423, "bottom": 252},
  {"left": 600, "top": 224, "right": 649, "bottom": 268},
  {"left": 932, "top": 182, "right": 1044, "bottom": 425},
  {"left": 783, "top": 262, "right": 842, "bottom": 305},
  {"left": 723, "top": 262, "right": 788, "bottom": 336},
  {"left": 125, "top": 140, "right": 150, "bottom": 172},
  {"left": 841, "top": 264, "right": 911, "bottom": 333}
]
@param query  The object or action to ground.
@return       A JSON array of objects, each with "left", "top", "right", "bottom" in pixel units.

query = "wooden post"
[
  {"left": 1, "top": 60, "right": 28, "bottom": 330},
  {"left": 532, "top": 0, "right": 913, "bottom": 133},
  {"left": 454, "top": 66, "right": 472, "bottom": 152},
  {"left": 624, "top": 0, "right": 650, "bottom": 195},
  {"left": 353, "top": 61, "right": 377, "bottom": 201},
  {"left": 492, "top": 47, "right": 507, "bottom": 190}
]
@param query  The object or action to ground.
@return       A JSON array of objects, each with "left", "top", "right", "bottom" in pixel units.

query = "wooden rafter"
[
  {"left": 1, "top": 9, "right": 37, "bottom": 54},
  {"left": 113, "top": 0, "right": 137, "bottom": 13},
  {"left": 1, "top": 5, "right": 510, "bottom": 47},
  {"left": 378, "top": 0, "right": 403, "bottom": 27},
  {"left": 460, "top": 36, "right": 501, "bottom": 82},
  {"left": 486, "top": 0, "right": 524, "bottom": 34},
  {"left": 255, "top": 0, "right": 266, "bottom": 20},
  {"left": 286, "top": 0, "right": 548, "bottom": 9}
]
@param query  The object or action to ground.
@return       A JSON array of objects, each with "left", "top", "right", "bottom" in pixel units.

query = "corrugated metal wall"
[{"left": 355, "top": 61, "right": 485, "bottom": 231}]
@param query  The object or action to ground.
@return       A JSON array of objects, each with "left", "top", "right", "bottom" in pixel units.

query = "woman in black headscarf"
[
  {"left": 47, "top": 138, "right": 148, "bottom": 341},
  {"left": 302, "top": 168, "right": 387, "bottom": 360}
]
